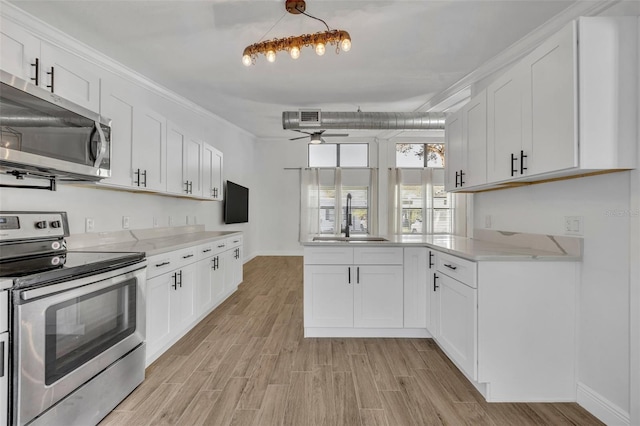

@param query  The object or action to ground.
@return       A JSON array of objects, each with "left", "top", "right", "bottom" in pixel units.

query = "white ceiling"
[{"left": 11, "top": 0, "right": 580, "bottom": 140}]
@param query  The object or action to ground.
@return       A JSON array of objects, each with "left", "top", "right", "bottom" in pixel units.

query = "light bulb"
[
  {"left": 266, "top": 50, "right": 276, "bottom": 63},
  {"left": 242, "top": 54, "right": 252, "bottom": 66},
  {"left": 290, "top": 46, "right": 300, "bottom": 59},
  {"left": 315, "top": 42, "right": 326, "bottom": 56},
  {"left": 340, "top": 38, "right": 351, "bottom": 52}
]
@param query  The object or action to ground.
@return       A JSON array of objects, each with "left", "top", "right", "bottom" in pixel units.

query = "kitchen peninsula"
[{"left": 302, "top": 230, "right": 581, "bottom": 402}]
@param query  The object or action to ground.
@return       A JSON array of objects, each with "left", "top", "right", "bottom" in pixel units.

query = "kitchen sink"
[{"left": 312, "top": 236, "right": 389, "bottom": 242}]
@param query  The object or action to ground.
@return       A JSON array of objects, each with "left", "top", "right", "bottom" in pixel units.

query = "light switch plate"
[
  {"left": 153, "top": 216, "right": 159, "bottom": 228},
  {"left": 485, "top": 215, "right": 492, "bottom": 228},
  {"left": 122, "top": 216, "right": 130, "bottom": 229},
  {"left": 564, "top": 216, "right": 583, "bottom": 235},
  {"left": 85, "top": 217, "right": 95, "bottom": 233}
]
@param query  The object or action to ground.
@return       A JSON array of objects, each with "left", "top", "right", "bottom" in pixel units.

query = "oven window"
[{"left": 44, "top": 278, "right": 137, "bottom": 385}]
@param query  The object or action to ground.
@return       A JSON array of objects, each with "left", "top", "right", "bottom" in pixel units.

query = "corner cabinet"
[
  {"left": 428, "top": 249, "right": 578, "bottom": 402},
  {"left": 449, "top": 17, "right": 638, "bottom": 192}
]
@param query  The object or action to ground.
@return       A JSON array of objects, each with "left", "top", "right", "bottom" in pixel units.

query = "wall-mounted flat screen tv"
[{"left": 224, "top": 181, "right": 249, "bottom": 224}]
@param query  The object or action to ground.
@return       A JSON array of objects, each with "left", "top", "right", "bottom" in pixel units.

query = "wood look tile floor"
[{"left": 101, "top": 256, "right": 603, "bottom": 426}]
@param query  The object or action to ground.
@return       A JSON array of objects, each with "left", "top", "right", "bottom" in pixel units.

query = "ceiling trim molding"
[
  {"left": 376, "top": 0, "right": 618, "bottom": 140},
  {"left": 0, "top": 0, "right": 257, "bottom": 139}
]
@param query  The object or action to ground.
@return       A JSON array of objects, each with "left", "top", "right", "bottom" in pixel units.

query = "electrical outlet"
[
  {"left": 168, "top": 216, "right": 173, "bottom": 226},
  {"left": 564, "top": 216, "right": 583, "bottom": 235},
  {"left": 485, "top": 215, "right": 492, "bottom": 228},
  {"left": 192, "top": 216, "right": 197, "bottom": 225},
  {"left": 85, "top": 217, "right": 95, "bottom": 233},
  {"left": 153, "top": 216, "right": 159, "bottom": 228},
  {"left": 122, "top": 216, "right": 130, "bottom": 229}
]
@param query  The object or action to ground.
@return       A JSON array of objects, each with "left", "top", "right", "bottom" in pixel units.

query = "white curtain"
[
  {"left": 368, "top": 168, "right": 379, "bottom": 236},
  {"left": 388, "top": 167, "right": 467, "bottom": 236},
  {"left": 299, "top": 168, "right": 320, "bottom": 240}
]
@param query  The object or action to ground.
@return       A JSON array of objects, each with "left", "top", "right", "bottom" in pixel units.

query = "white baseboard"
[
  {"left": 253, "top": 250, "right": 303, "bottom": 257},
  {"left": 304, "top": 328, "right": 431, "bottom": 338},
  {"left": 577, "top": 382, "right": 630, "bottom": 426}
]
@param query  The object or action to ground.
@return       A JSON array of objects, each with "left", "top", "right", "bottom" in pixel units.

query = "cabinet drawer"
[
  {"left": 197, "top": 243, "right": 215, "bottom": 260},
  {"left": 174, "top": 246, "right": 198, "bottom": 267},
  {"left": 212, "top": 239, "right": 229, "bottom": 255},
  {"left": 226, "top": 235, "right": 243, "bottom": 248},
  {"left": 437, "top": 252, "right": 477, "bottom": 288},
  {"left": 354, "top": 247, "right": 403, "bottom": 265},
  {"left": 304, "top": 247, "right": 354, "bottom": 265},
  {"left": 147, "top": 252, "right": 179, "bottom": 279},
  {"left": 0, "top": 291, "right": 7, "bottom": 333}
]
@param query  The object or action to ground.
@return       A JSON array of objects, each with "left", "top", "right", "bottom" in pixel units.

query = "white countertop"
[
  {"left": 301, "top": 232, "right": 582, "bottom": 261},
  {"left": 73, "top": 230, "right": 241, "bottom": 257}
]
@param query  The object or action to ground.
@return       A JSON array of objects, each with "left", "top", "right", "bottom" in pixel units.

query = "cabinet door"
[
  {"left": 464, "top": 90, "right": 488, "bottom": 187},
  {"left": 166, "top": 123, "right": 187, "bottom": 195},
  {"left": 233, "top": 246, "right": 243, "bottom": 286},
  {"left": 185, "top": 137, "right": 203, "bottom": 196},
  {"left": 212, "top": 148, "right": 224, "bottom": 201},
  {"left": 146, "top": 273, "right": 174, "bottom": 357},
  {"left": 427, "top": 251, "right": 438, "bottom": 334},
  {"left": 437, "top": 274, "right": 477, "bottom": 380},
  {"left": 521, "top": 21, "right": 578, "bottom": 175},
  {"left": 196, "top": 257, "right": 214, "bottom": 315},
  {"left": 354, "top": 265, "right": 403, "bottom": 328},
  {"left": 222, "top": 250, "right": 236, "bottom": 295},
  {"left": 0, "top": 17, "right": 40, "bottom": 83},
  {"left": 100, "top": 78, "right": 135, "bottom": 188},
  {"left": 304, "top": 265, "right": 353, "bottom": 328},
  {"left": 133, "top": 107, "right": 166, "bottom": 191},
  {"left": 211, "top": 254, "right": 226, "bottom": 303},
  {"left": 177, "top": 264, "right": 197, "bottom": 329},
  {"left": 40, "top": 42, "right": 101, "bottom": 112},
  {"left": 202, "top": 144, "right": 214, "bottom": 199},
  {"left": 444, "top": 110, "right": 463, "bottom": 191},
  {"left": 403, "top": 248, "right": 428, "bottom": 328},
  {"left": 487, "top": 65, "right": 524, "bottom": 183},
  {"left": 0, "top": 332, "right": 7, "bottom": 426}
]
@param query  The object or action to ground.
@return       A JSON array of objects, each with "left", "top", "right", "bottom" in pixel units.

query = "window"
[
  {"left": 300, "top": 168, "right": 377, "bottom": 237},
  {"left": 395, "top": 143, "right": 444, "bottom": 168},
  {"left": 309, "top": 143, "right": 369, "bottom": 167},
  {"left": 390, "top": 168, "right": 463, "bottom": 235}
]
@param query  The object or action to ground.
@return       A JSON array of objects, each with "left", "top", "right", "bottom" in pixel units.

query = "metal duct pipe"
[{"left": 282, "top": 111, "right": 446, "bottom": 130}]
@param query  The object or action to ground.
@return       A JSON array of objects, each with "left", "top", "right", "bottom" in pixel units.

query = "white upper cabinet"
[
  {"left": 446, "top": 90, "right": 487, "bottom": 191},
  {"left": 185, "top": 137, "right": 203, "bottom": 197},
  {"left": 99, "top": 77, "right": 135, "bottom": 188},
  {"left": 486, "top": 64, "right": 525, "bottom": 183},
  {"left": 132, "top": 107, "right": 166, "bottom": 192},
  {"left": 166, "top": 123, "right": 188, "bottom": 195},
  {"left": 0, "top": 17, "right": 100, "bottom": 113},
  {"left": 0, "top": 17, "right": 40, "bottom": 82},
  {"left": 460, "top": 17, "right": 637, "bottom": 191},
  {"left": 521, "top": 21, "right": 577, "bottom": 176},
  {"left": 202, "top": 143, "right": 224, "bottom": 200}
]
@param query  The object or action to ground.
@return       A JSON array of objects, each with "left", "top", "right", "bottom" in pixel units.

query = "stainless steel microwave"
[{"left": 0, "top": 70, "right": 111, "bottom": 181}]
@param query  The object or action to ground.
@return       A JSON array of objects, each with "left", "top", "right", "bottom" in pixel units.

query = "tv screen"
[{"left": 224, "top": 181, "right": 249, "bottom": 224}]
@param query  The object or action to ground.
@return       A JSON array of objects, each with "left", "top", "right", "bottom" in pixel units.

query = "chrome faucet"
[{"left": 345, "top": 193, "right": 352, "bottom": 238}]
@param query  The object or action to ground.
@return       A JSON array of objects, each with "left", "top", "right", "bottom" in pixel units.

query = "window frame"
[
  {"left": 308, "top": 143, "right": 369, "bottom": 168},
  {"left": 395, "top": 142, "right": 445, "bottom": 169}
]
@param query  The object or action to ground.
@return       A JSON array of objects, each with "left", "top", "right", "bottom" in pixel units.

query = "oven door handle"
[{"left": 19, "top": 261, "right": 147, "bottom": 302}]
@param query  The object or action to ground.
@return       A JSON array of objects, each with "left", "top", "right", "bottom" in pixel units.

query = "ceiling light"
[
  {"left": 242, "top": 0, "right": 351, "bottom": 66},
  {"left": 309, "top": 133, "right": 323, "bottom": 144}
]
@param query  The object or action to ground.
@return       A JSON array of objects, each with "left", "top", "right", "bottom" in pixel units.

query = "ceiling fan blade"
[
  {"left": 323, "top": 133, "right": 349, "bottom": 137},
  {"left": 289, "top": 135, "right": 309, "bottom": 141},
  {"left": 292, "top": 129, "right": 313, "bottom": 135},
  {"left": 320, "top": 137, "right": 327, "bottom": 144}
]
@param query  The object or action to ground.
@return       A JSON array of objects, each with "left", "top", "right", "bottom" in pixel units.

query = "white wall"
[{"left": 474, "top": 172, "right": 633, "bottom": 416}]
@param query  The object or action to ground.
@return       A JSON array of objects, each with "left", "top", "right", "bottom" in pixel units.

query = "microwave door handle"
[{"left": 93, "top": 121, "right": 107, "bottom": 167}]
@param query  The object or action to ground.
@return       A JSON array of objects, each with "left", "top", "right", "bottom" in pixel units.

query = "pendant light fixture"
[{"left": 242, "top": 0, "right": 351, "bottom": 66}]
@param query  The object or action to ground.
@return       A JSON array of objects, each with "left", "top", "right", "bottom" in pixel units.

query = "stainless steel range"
[{"left": 0, "top": 212, "right": 147, "bottom": 426}]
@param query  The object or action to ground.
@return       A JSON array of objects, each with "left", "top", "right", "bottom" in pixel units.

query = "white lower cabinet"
[
  {"left": 435, "top": 273, "right": 477, "bottom": 380},
  {"left": 146, "top": 234, "right": 242, "bottom": 365},
  {"left": 403, "top": 247, "right": 429, "bottom": 328},
  {"left": 304, "top": 247, "right": 406, "bottom": 335}
]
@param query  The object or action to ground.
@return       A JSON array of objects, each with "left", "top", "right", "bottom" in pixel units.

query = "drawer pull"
[
  {"left": 233, "top": 240, "right": 239, "bottom": 243},
  {"left": 183, "top": 254, "right": 194, "bottom": 259},
  {"left": 202, "top": 249, "right": 212, "bottom": 253},
  {"left": 444, "top": 264, "right": 457, "bottom": 270},
  {"left": 218, "top": 244, "right": 226, "bottom": 248},
  {"left": 155, "top": 261, "right": 170, "bottom": 267}
]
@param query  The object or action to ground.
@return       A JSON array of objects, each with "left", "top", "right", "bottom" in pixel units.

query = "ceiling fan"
[{"left": 289, "top": 129, "right": 349, "bottom": 144}]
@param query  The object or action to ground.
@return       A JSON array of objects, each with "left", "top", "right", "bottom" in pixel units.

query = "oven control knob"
[
  {"left": 50, "top": 220, "right": 62, "bottom": 228},
  {"left": 35, "top": 220, "right": 48, "bottom": 229}
]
